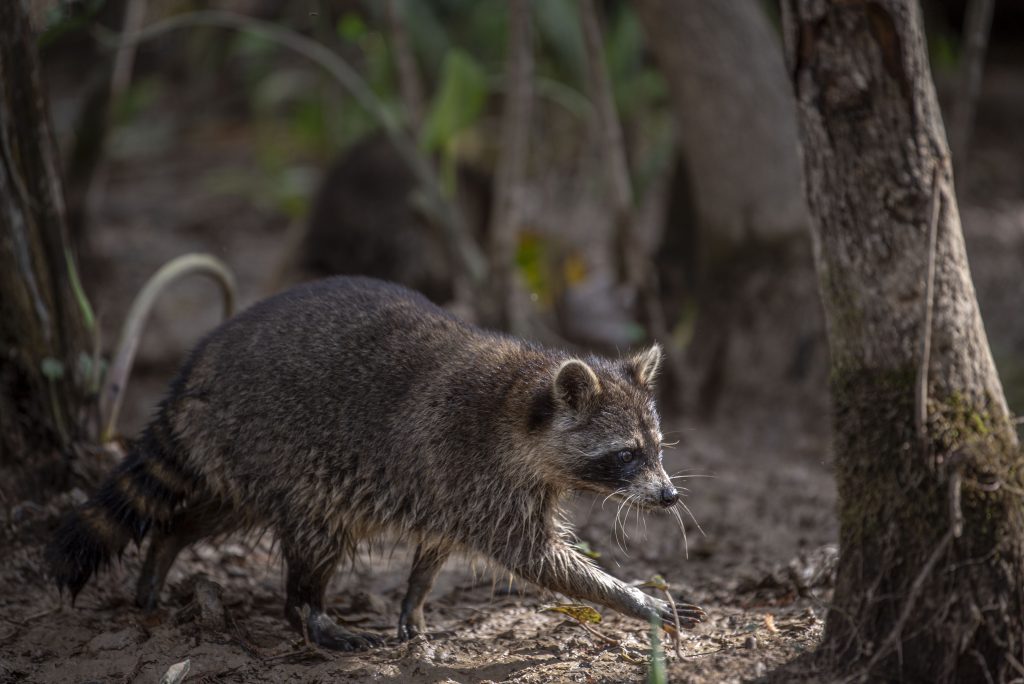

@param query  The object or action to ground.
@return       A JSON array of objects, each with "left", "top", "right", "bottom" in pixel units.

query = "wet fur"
[{"left": 47, "top": 276, "right": 703, "bottom": 645}]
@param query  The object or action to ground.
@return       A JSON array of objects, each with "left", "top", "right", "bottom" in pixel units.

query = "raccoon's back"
[{"left": 167, "top": 277, "right": 483, "bottom": 487}]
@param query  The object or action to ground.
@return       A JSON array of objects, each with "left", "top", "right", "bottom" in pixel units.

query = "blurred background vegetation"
[{"left": 23, "top": 0, "right": 1024, "bottom": 435}]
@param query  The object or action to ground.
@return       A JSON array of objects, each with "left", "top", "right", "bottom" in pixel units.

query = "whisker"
[
  {"left": 602, "top": 488, "right": 627, "bottom": 508},
  {"left": 670, "top": 506, "right": 689, "bottom": 559},
  {"left": 677, "top": 499, "right": 707, "bottom": 538},
  {"left": 613, "top": 495, "right": 632, "bottom": 557},
  {"left": 661, "top": 439, "right": 680, "bottom": 447},
  {"left": 669, "top": 474, "right": 716, "bottom": 481}
]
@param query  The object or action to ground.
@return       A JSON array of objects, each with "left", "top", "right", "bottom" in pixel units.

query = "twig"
[
  {"left": 100, "top": 253, "right": 236, "bottom": 442},
  {"left": 949, "top": 468, "right": 963, "bottom": 538},
  {"left": 579, "top": 0, "right": 633, "bottom": 286},
  {"left": 657, "top": 585, "right": 683, "bottom": 660},
  {"left": 1006, "top": 651, "right": 1024, "bottom": 678},
  {"left": 100, "top": 10, "right": 487, "bottom": 291},
  {"left": 16, "top": 606, "right": 59, "bottom": 625},
  {"left": 262, "top": 647, "right": 318, "bottom": 662},
  {"left": 860, "top": 530, "right": 953, "bottom": 679},
  {"left": 578, "top": 0, "right": 684, "bottom": 402},
  {"left": 487, "top": 0, "right": 533, "bottom": 332},
  {"left": 915, "top": 164, "right": 942, "bottom": 465},
  {"left": 579, "top": 0, "right": 633, "bottom": 215},
  {"left": 225, "top": 608, "right": 263, "bottom": 660},
  {"left": 578, "top": 621, "right": 620, "bottom": 645},
  {"left": 949, "top": 0, "right": 995, "bottom": 170},
  {"left": 385, "top": 0, "right": 424, "bottom": 133},
  {"left": 110, "top": 0, "right": 148, "bottom": 99}
]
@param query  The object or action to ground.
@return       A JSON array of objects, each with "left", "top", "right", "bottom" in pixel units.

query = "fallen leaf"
[
  {"left": 159, "top": 659, "right": 190, "bottom": 684},
  {"left": 541, "top": 604, "right": 602, "bottom": 624}
]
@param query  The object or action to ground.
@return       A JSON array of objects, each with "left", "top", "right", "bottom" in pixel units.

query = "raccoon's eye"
[{"left": 617, "top": 449, "right": 636, "bottom": 465}]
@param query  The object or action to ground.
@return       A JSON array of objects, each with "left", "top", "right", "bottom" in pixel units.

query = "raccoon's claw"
[
  {"left": 396, "top": 608, "right": 426, "bottom": 641},
  {"left": 657, "top": 600, "right": 707, "bottom": 630},
  {"left": 396, "top": 621, "right": 419, "bottom": 641},
  {"left": 306, "top": 612, "right": 384, "bottom": 651}
]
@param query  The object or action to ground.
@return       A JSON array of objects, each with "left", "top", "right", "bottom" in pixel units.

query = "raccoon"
[{"left": 47, "top": 276, "right": 705, "bottom": 649}]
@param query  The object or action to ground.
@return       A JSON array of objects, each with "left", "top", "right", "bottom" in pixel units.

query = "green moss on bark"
[{"left": 826, "top": 366, "right": 1024, "bottom": 681}]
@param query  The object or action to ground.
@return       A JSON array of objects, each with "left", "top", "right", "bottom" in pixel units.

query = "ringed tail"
[{"left": 45, "top": 417, "right": 194, "bottom": 599}]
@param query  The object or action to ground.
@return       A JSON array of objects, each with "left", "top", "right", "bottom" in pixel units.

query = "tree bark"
[
  {"left": 633, "top": 0, "right": 807, "bottom": 245},
  {"left": 781, "top": 1, "right": 1023, "bottom": 681},
  {"left": 1, "top": 0, "right": 90, "bottom": 500},
  {"left": 634, "top": 0, "right": 811, "bottom": 419}
]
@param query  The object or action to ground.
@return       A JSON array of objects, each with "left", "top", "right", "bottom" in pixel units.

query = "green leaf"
[
  {"left": 541, "top": 603, "right": 603, "bottom": 624},
  {"left": 64, "top": 247, "right": 95, "bottom": 332},
  {"left": 533, "top": 0, "right": 586, "bottom": 86},
  {"left": 573, "top": 540, "right": 601, "bottom": 559},
  {"left": 41, "top": 357, "right": 65, "bottom": 381},
  {"left": 641, "top": 574, "right": 669, "bottom": 592},
  {"left": 337, "top": 13, "right": 368, "bottom": 42},
  {"left": 420, "top": 49, "right": 488, "bottom": 152}
]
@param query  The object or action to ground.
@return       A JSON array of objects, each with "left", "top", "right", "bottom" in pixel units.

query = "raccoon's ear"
[
  {"left": 627, "top": 343, "right": 662, "bottom": 390},
  {"left": 553, "top": 359, "right": 601, "bottom": 415}
]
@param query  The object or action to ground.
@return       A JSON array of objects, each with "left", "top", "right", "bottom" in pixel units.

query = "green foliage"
[
  {"left": 64, "top": 247, "right": 95, "bottom": 332},
  {"left": 111, "top": 77, "right": 165, "bottom": 126},
  {"left": 77, "top": 351, "right": 106, "bottom": 394},
  {"left": 398, "top": 1, "right": 451, "bottom": 77},
  {"left": 337, "top": 13, "right": 369, "bottom": 42},
  {"left": 641, "top": 574, "right": 669, "bottom": 592},
  {"left": 929, "top": 32, "right": 961, "bottom": 75},
  {"left": 40, "top": 357, "right": 65, "bottom": 381},
  {"left": 515, "top": 233, "right": 553, "bottom": 306},
  {"left": 36, "top": 0, "right": 105, "bottom": 49},
  {"left": 533, "top": 0, "right": 586, "bottom": 86},
  {"left": 605, "top": 7, "right": 663, "bottom": 113},
  {"left": 420, "top": 49, "right": 488, "bottom": 154}
]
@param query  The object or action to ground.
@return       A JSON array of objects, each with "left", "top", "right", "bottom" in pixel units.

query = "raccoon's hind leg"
[
  {"left": 136, "top": 500, "right": 234, "bottom": 610},
  {"left": 283, "top": 542, "right": 385, "bottom": 651},
  {"left": 397, "top": 543, "right": 450, "bottom": 640}
]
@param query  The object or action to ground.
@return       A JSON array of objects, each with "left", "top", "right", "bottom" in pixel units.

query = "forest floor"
[
  {"left": 3, "top": 50, "right": 1024, "bottom": 684},
  {"left": 1, "top": 402, "right": 836, "bottom": 684}
]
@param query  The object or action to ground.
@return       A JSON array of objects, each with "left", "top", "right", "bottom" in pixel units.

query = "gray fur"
[{"left": 49, "top": 276, "right": 704, "bottom": 647}]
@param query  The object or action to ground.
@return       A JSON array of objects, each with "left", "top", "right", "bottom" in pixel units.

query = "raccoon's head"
[{"left": 535, "top": 344, "right": 677, "bottom": 510}]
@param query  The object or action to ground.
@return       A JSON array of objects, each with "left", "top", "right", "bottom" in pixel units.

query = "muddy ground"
[{"left": 3, "top": 46, "right": 1024, "bottom": 684}]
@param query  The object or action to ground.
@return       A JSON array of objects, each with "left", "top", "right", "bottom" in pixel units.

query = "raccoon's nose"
[{"left": 659, "top": 486, "right": 679, "bottom": 507}]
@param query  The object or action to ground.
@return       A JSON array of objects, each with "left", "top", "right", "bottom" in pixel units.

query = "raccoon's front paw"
[
  {"left": 306, "top": 611, "right": 385, "bottom": 651},
  {"left": 653, "top": 597, "right": 706, "bottom": 630},
  {"left": 396, "top": 606, "right": 426, "bottom": 641}
]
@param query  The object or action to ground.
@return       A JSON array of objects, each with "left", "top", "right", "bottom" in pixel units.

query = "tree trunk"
[
  {"left": 634, "top": 0, "right": 811, "bottom": 418},
  {"left": 634, "top": 0, "right": 807, "bottom": 244},
  {"left": 0, "top": 0, "right": 90, "bottom": 501},
  {"left": 781, "top": 1, "right": 1023, "bottom": 681}
]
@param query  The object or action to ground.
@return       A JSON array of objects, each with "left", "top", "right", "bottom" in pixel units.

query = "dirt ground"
[
  {"left": 3, "top": 48, "right": 1023, "bottom": 684},
  {"left": 1, "top": 403, "right": 835, "bottom": 683}
]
